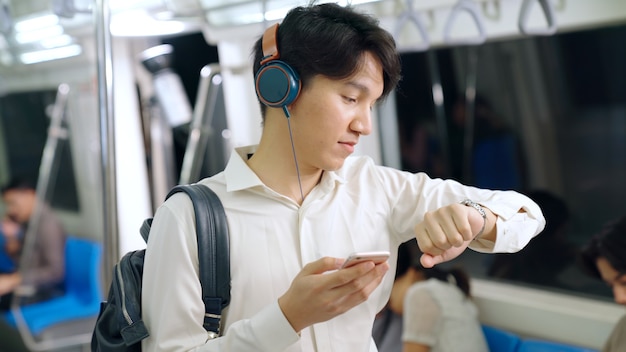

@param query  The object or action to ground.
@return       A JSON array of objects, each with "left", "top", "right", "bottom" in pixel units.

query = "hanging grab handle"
[
  {"left": 443, "top": 0, "right": 487, "bottom": 46},
  {"left": 518, "top": 0, "right": 557, "bottom": 35},
  {"left": 394, "top": 0, "right": 430, "bottom": 52}
]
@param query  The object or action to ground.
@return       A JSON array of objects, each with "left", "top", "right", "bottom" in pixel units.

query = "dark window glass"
[
  {"left": 395, "top": 25, "right": 626, "bottom": 302},
  {"left": 0, "top": 90, "right": 80, "bottom": 211}
]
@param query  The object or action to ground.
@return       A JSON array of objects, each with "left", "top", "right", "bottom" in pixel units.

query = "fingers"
[
  {"left": 336, "top": 261, "right": 388, "bottom": 286},
  {"left": 416, "top": 207, "right": 465, "bottom": 253},
  {"left": 278, "top": 258, "right": 389, "bottom": 332},
  {"left": 420, "top": 244, "right": 470, "bottom": 269},
  {"left": 333, "top": 261, "right": 389, "bottom": 306},
  {"left": 299, "top": 257, "right": 383, "bottom": 290},
  {"left": 301, "top": 256, "right": 343, "bottom": 275},
  {"left": 419, "top": 253, "right": 437, "bottom": 268},
  {"left": 415, "top": 203, "right": 481, "bottom": 266}
]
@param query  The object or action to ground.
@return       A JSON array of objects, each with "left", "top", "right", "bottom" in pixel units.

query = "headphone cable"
[{"left": 286, "top": 114, "right": 305, "bottom": 204}]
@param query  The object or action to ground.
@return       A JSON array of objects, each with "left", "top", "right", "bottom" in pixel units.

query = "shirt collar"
[
  {"left": 224, "top": 145, "right": 265, "bottom": 192},
  {"left": 319, "top": 165, "right": 346, "bottom": 191},
  {"left": 223, "top": 145, "right": 348, "bottom": 193}
]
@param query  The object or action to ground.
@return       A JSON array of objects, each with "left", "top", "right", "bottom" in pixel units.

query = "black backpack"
[{"left": 91, "top": 184, "right": 230, "bottom": 351}]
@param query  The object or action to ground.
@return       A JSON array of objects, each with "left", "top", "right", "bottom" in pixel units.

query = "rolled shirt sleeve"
[{"left": 471, "top": 193, "right": 545, "bottom": 253}]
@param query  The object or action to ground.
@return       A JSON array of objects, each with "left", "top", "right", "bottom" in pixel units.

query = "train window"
[
  {"left": 159, "top": 32, "right": 221, "bottom": 179},
  {"left": 394, "top": 24, "right": 626, "bottom": 301},
  {"left": 0, "top": 89, "right": 80, "bottom": 211}
]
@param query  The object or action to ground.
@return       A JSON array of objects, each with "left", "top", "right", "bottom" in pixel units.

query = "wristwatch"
[{"left": 460, "top": 199, "right": 486, "bottom": 238}]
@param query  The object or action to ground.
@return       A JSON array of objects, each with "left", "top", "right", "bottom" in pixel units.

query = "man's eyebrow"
[
  {"left": 345, "top": 80, "right": 370, "bottom": 93},
  {"left": 345, "top": 80, "right": 381, "bottom": 102}
]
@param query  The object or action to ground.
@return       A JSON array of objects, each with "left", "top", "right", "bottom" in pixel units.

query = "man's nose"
[{"left": 352, "top": 108, "right": 372, "bottom": 136}]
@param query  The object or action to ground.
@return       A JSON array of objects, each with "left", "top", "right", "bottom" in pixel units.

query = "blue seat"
[
  {"left": 482, "top": 325, "right": 522, "bottom": 352},
  {"left": 3, "top": 237, "right": 103, "bottom": 336},
  {"left": 517, "top": 339, "right": 598, "bottom": 352},
  {"left": 0, "top": 233, "right": 16, "bottom": 273}
]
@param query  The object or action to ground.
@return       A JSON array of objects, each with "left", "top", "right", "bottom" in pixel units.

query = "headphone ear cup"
[{"left": 255, "top": 60, "right": 301, "bottom": 108}]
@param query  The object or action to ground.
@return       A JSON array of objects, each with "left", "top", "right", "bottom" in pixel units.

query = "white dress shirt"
[{"left": 142, "top": 145, "right": 545, "bottom": 352}]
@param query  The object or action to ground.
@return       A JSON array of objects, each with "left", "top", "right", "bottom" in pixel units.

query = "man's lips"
[
  {"left": 339, "top": 141, "right": 357, "bottom": 153},
  {"left": 339, "top": 141, "right": 357, "bottom": 147}
]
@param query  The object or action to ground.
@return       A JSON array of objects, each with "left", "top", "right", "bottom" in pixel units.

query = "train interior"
[{"left": 0, "top": 0, "right": 625, "bottom": 350}]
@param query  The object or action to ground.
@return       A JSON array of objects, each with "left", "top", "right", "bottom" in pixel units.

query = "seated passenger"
[
  {"left": 580, "top": 215, "right": 626, "bottom": 352},
  {"left": 374, "top": 239, "right": 488, "bottom": 352},
  {"left": 0, "top": 176, "right": 66, "bottom": 311}
]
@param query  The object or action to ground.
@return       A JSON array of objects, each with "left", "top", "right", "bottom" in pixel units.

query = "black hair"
[
  {"left": 1, "top": 175, "right": 37, "bottom": 196},
  {"left": 580, "top": 215, "right": 626, "bottom": 279},
  {"left": 527, "top": 190, "right": 569, "bottom": 235},
  {"left": 252, "top": 3, "right": 401, "bottom": 118},
  {"left": 417, "top": 265, "right": 471, "bottom": 298},
  {"left": 396, "top": 239, "right": 472, "bottom": 297},
  {"left": 395, "top": 238, "right": 416, "bottom": 280}
]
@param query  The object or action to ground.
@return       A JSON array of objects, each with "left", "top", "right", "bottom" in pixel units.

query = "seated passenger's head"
[
  {"left": 397, "top": 239, "right": 471, "bottom": 297},
  {"left": 1, "top": 176, "right": 38, "bottom": 225},
  {"left": 580, "top": 215, "right": 626, "bottom": 305}
]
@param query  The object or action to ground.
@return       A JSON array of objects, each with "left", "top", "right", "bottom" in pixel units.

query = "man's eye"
[{"left": 343, "top": 96, "right": 356, "bottom": 103}]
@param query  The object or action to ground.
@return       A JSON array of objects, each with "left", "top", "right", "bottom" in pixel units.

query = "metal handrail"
[
  {"left": 394, "top": 0, "right": 430, "bottom": 52},
  {"left": 518, "top": 0, "right": 558, "bottom": 35},
  {"left": 95, "top": 0, "right": 118, "bottom": 298},
  {"left": 461, "top": 47, "right": 480, "bottom": 183},
  {"left": 179, "top": 64, "right": 224, "bottom": 185},
  {"left": 426, "top": 52, "right": 451, "bottom": 177},
  {"left": 443, "top": 0, "right": 487, "bottom": 46}
]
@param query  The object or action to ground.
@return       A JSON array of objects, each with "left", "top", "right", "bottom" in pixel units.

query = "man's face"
[
  {"left": 596, "top": 256, "right": 626, "bottom": 305},
  {"left": 287, "top": 51, "right": 384, "bottom": 172},
  {"left": 2, "top": 189, "right": 36, "bottom": 225}
]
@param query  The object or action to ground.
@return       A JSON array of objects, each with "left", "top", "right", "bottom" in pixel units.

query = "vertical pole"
[
  {"left": 427, "top": 51, "right": 451, "bottom": 177},
  {"left": 462, "top": 47, "right": 479, "bottom": 184},
  {"left": 94, "top": 0, "right": 118, "bottom": 289}
]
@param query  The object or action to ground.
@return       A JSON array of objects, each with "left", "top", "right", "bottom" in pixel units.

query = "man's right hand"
[{"left": 277, "top": 256, "right": 389, "bottom": 333}]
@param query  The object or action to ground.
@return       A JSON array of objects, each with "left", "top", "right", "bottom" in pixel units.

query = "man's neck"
[{"left": 246, "top": 144, "right": 322, "bottom": 205}]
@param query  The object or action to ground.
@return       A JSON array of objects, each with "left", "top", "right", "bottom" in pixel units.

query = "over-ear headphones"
[{"left": 254, "top": 23, "right": 301, "bottom": 116}]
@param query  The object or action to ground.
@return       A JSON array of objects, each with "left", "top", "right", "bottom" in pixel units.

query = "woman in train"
[
  {"left": 580, "top": 215, "right": 626, "bottom": 351},
  {"left": 374, "top": 239, "right": 488, "bottom": 352}
]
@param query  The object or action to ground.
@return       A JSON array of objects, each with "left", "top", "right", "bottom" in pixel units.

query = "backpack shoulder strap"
[{"left": 166, "top": 184, "right": 230, "bottom": 338}]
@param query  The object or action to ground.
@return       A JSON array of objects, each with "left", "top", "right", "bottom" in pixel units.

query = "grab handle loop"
[
  {"left": 443, "top": 0, "right": 487, "bottom": 46},
  {"left": 518, "top": 0, "right": 557, "bottom": 36},
  {"left": 394, "top": 0, "right": 430, "bottom": 52}
]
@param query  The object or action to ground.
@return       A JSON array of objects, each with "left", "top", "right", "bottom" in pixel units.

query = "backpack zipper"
[{"left": 116, "top": 263, "right": 133, "bottom": 325}]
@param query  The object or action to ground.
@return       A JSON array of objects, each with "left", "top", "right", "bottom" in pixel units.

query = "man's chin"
[{"left": 324, "top": 158, "right": 347, "bottom": 172}]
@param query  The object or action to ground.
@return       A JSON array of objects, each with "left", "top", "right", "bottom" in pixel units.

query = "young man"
[{"left": 141, "top": 4, "right": 545, "bottom": 351}]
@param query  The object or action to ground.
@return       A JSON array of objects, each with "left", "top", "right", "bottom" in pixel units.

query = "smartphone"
[{"left": 341, "top": 251, "right": 390, "bottom": 269}]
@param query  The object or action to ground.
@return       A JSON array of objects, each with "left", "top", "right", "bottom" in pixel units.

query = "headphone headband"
[
  {"left": 255, "top": 22, "right": 301, "bottom": 116},
  {"left": 260, "top": 23, "right": 280, "bottom": 65}
]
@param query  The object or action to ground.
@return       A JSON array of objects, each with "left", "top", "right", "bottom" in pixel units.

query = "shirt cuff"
[
  {"left": 470, "top": 213, "right": 540, "bottom": 253},
  {"left": 248, "top": 300, "right": 300, "bottom": 350}
]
